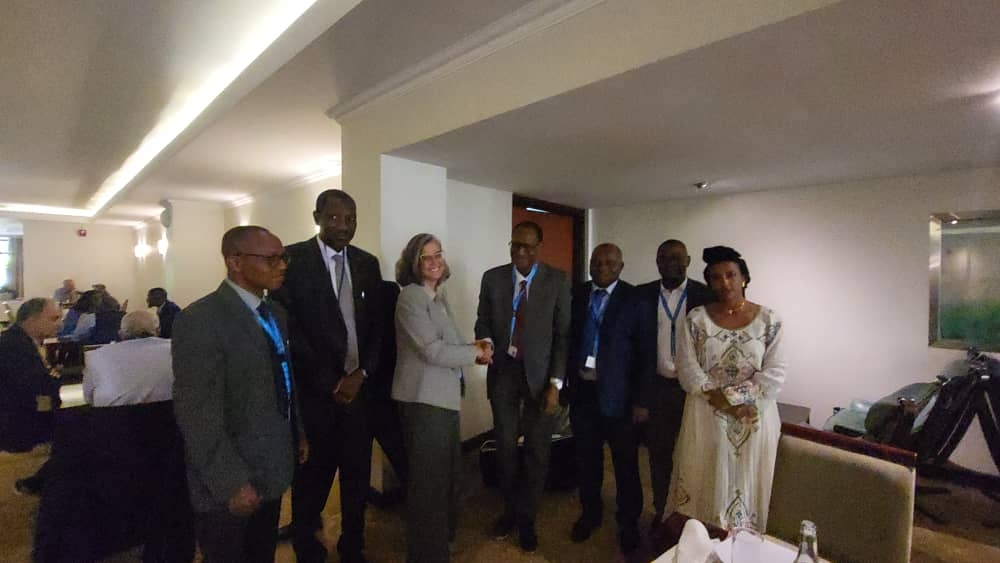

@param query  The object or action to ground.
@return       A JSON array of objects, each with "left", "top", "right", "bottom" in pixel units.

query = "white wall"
[
  {"left": 22, "top": 220, "right": 139, "bottom": 308},
  {"left": 225, "top": 180, "right": 340, "bottom": 247},
  {"left": 163, "top": 200, "right": 226, "bottom": 308},
  {"left": 592, "top": 167, "right": 1000, "bottom": 475},
  {"left": 445, "top": 179, "right": 513, "bottom": 440},
  {"left": 133, "top": 222, "right": 167, "bottom": 308},
  {"left": 379, "top": 155, "right": 448, "bottom": 276}
]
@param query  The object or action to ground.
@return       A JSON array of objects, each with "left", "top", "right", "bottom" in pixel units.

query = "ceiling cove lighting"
[
  {"left": 86, "top": 0, "right": 318, "bottom": 216},
  {"left": 0, "top": 203, "right": 92, "bottom": 217}
]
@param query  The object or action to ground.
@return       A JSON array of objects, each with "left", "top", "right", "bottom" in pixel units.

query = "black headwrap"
[{"left": 702, "top": 246, "right": 751, "bottom": 286}]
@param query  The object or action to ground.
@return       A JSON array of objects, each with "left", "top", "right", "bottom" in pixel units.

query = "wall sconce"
[
  {"left": 134, "top": 243, "right": 152, "bottom": 258},
  {"left": 157, "top": 237, "right": 169, "bottom": 256}
]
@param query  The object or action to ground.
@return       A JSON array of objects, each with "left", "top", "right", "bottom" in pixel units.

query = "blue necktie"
[
  {"left": 583, "top": 288, "right": 607, "bottom": 364},
  {"left": 257, "top": 301, "right": 292, "bottom": 419}
]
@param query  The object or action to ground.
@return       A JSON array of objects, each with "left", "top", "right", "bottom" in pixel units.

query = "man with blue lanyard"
[
  {"left": 564, "top": 243, "right": 650, "bottom": 554},
  {"left": 172, "top": 226, "right": 306, "bottom": 563},
  {"left": 475, "top": 220, "right": 571, "bottom": 552},
  {"left": 636, "top": 239, "right": 714, "bottom": 530}
]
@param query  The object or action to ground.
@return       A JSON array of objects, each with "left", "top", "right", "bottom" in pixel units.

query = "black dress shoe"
[
  {"left": 620, "top": 524, "right": 640, "bottom": 554},
  {"left": 518, "top": 524, "right": 538, "bottom": 552},
  {"left": 491, "top": 513, "right": 516, "bottom": 539},
  {"left": 276, "top": 524, "right": 293, "bottom": 542},
  {"left": 570, "top": 515, "right": 601, "bottom": 543}
]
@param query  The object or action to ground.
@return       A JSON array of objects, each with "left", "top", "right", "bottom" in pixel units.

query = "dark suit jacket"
[
  {"left": 636, "top": 277, "right": 714, "bottom": 402},
  {"left": 272, "top": 239, "right": 383, "bottom": 433},
  {"left": 171, "top": 282, "right": 298, "bottom": 513},
  {"left": 158, "top": 300, "right": 181, "bottom": 339},
  {"left": 565, "top": 280, "right": 652, "bottom": 418},
  {"left": 474, "top": 262, "right": 571, "bottom": 400},
  {"left": 0, "top": 324, "right": 61, "bottom": 452}
]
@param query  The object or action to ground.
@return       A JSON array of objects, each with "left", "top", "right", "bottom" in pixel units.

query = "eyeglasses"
[
  {"left": 509, "top": 241, "right": 540, "bottom": 252},
  {"left": 419, "top": 251, "right": 445, "bottom": 263},
  {"left": 235, "top": 252, "right": 291, "bottom": 267}
]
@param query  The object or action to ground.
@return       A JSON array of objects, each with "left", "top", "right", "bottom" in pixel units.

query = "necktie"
[
  {"left": 257, "top": 300, "right": 291, "bottom": 419},
  {"left": 512, "top": 280, "right": 528, "bottom": 360},
  {"left": 332, "top": 253, "right": 360, "bottom": 374},
  {"left": 583, "top": 288, "right": 607, "bottom": 366}
]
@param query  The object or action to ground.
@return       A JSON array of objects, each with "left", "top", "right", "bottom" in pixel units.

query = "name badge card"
[{"left": 585, "top": 355, "right": 597, "bottom": 369}]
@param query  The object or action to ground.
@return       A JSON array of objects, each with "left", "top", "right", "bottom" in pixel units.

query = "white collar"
[
  {"left": 660, "top": 278, "right": 688, "bottom": 296},
  {"left": 592, "top": 279, "right": 619, "bottom": 295}
]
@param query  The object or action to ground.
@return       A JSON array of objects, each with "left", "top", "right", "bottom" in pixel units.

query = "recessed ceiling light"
[
  {"left": 950, "top": 219, "right": 959, "bottom": 225},
  {"left": 694, "top": 181, "right": 709, "bottom": 190}
]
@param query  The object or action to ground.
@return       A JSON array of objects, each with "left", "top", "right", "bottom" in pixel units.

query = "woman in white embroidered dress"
[{"left": 666, "top": 246, "right": 787, "bottom": 531}]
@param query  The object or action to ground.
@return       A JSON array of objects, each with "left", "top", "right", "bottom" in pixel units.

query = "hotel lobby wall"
[
  {"left": 591, "top": 166, "right": 1000, "bottom": 475},
  {"left": 22, "top": 219, "right": 138, "bottom": 310}
]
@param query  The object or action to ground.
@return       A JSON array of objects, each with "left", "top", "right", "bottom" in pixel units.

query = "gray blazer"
[
  {"left": 392, "top": 284, "right": 477, "bottom": 412},
  {"left": 475, "top": 262, "right": 571, "bottom": 400},
  {"left": 172, "top": 282, "right": 298, "bottom": 513}
]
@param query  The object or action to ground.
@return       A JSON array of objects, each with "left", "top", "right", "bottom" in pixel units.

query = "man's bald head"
[{"left": 590, "top": 243, "right": 624, "bottom": 288}]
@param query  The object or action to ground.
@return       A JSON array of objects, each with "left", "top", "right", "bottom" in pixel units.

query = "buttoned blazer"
[
  {"left": 392, "top": 284, "right": 477, "bottom": 412},
  {"left": 474, "top": 262, "right": 571, "bottom": 400},
  {"left": 635, "top": 277, "right": 714, "bottom": 403},
  {"left": 565, "top": 280, "right": 651, "bottom": 418},
  {"left": 272, "top": 240, "right": 383, "bottom": 408},
  {"left": 171, "top": 282, "right": 298, "bottom": 513}
]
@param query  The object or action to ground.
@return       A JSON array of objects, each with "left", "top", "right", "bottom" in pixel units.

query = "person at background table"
[
  {"left": 564, "top": 243, "right": 649, "bottom": 555},
  {"left": 52, "top": 279, "right": 79, "bottom": 305},
  {"left": 392, "top": 233, "right": 493, "bottom": 563},
  {"left": 635, "top": 239, "right": 714, "bottom": 528},
  {"left": 475, "top": 220, "right": 571, "bottom": 552},
  {"left": 0, "top": 298, "right": 63, "bottom": 495},
  {"left": 172, "top": 226, "right": 306, "bottom": 563},
  {"left": 91, "top": 283, "right": 121, "bottom": 312},
  {"left": 83, "top": 309, "right": 173, "bottom": 407},
  {"left": 666, "top": 246, "right": 786, "bottom": 532},
  {"left": 146, "top": 287, "right": 181, "bottom": 339},
  {"left": 58, "top": 289, "right": 100, "bottom": 341}
]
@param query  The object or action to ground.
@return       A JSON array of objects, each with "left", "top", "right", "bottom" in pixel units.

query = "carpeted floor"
[{"left": 2, "top": 445, "right": 998, "bottom": 562}]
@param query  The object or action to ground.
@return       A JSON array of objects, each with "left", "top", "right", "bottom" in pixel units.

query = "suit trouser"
[
  {"left": 194, "top": 498, "right": 280, "bottom": 563},
  {"left": 490, "top": 361, "right": 557, "bottom": 526},
  {"left": 569, "top": 382, "right": 642, "bottom": 528},
  {"left": 645, "top": 377, "right": 686, "bottom": 516},
  {"left": 400, "top": 402, "right": 460, "bottom": 563},
  {"left": 370, "top": 395, "right": 409, "bottom": 485},
  {"left": 292, "top": 393, "right": 372, "bottom": 562}
]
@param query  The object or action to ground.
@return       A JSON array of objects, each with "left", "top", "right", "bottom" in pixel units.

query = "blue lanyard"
[
  {"left": 589, "top": 289, "right": 609, "bottom": 356},
  {"left": 659, "top": 286, "right": 688, "bottom": 356},
  {"left": 509, "top": 262, "right": 539, "bottom": 341},
  {"left": 255, "top": 311, "right": 293, "bottom": 413}
]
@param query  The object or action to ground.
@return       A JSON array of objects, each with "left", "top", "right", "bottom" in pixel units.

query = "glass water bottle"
[{"left": 793, "top": 520, "right": 818, "bottom": 563}]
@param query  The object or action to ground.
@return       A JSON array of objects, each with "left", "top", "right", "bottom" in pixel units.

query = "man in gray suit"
[
  {"left": 172, "top": 226, "right": 306, "bottom": 563},
  {"left": 475, "top": 220, "right": 571, "bottom": 552}
]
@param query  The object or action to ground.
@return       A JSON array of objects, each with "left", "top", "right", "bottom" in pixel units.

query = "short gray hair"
[
  {"left": 120, "top": 310, "right": 159, "bottom": 339},
  {"left": 15, "top": 298, "right": 54, "bottom": 325}
]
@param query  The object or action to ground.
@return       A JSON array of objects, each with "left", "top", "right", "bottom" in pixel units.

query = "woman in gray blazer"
[{"left": 392, "top": 233, "right": 492, "bottom": 563}]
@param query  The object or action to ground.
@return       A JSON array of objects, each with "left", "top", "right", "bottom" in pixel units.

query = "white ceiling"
[
  {"left": 4, "top": 0, "right": 1000, "bottom": 226},
  {"left": 0, "top": 0, "right": 541, "bottom": 225},
  {"left": 392, "top": 0, "right": 1000, "bottom": 208}
]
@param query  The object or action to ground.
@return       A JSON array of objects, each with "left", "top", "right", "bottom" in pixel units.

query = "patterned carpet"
[{"left": 2, "top": 446, "right": 998, "bottom": 562}]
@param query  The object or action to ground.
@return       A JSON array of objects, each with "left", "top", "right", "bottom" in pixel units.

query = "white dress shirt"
[
  {"left": 83, "top": 337, "right": 174, "bottom": 407},
  {"left": 657, "top": 279, "right": 689, "bottom": 379}
]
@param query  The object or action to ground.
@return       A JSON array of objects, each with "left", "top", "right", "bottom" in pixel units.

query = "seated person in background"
[
  {"left": 59, "top": 289, "right": 100, "bottom": 341},
  {"left": 146, "top": 287, "right": 181, "bottom": 339},
  {"left": 83, "top": 310, "right": 173, "bottom": 407},
  {"left": 0, "top": 298, "right": 63, "bottom": 495},
  {"left": 87, "top": 294, "right": 126, "bottom": 345},
  {"left": 53, "top": 279, "right": 79, "bottom": 305}
]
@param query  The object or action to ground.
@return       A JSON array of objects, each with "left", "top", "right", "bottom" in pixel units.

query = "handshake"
[{"left": 474, "top": 339, "right": 494, "bottom": 365}]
